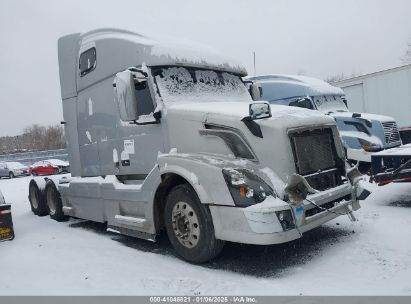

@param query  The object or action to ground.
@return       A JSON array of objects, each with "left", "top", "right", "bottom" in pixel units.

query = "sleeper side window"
[{"left": 79, "top": 47, "right": 97, "bottom": 76}]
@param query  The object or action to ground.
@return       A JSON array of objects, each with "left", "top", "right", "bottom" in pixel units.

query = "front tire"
[
  {"left": 45, "top": 180, "right": 68, "bottom": 221},
  {"left": 164, "top": 184, "right": 225, "bottom": 263},
  {"left": 28, "top": 180, "right": 48, "bottom": 216},
  {"left": 9, "top": 172, "right": 15, "bottom": 179}
]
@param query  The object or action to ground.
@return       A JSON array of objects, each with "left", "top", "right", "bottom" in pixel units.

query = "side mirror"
[
  {"left": 249, "top": 83, "right": 262, "bottom": 101},
  {"left": 113, "top": 70, "right": 138, "bottom": 121},
  {"left": 249, "top": 102, "right": 271, "bottom": 120},
  {"left": 113, "top": 68, "right": 149, "bottom": 122}
]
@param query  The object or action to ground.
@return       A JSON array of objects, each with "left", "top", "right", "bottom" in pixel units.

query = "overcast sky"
[{"left": 1, "top": 0, "right": 410, "bottom": 136}]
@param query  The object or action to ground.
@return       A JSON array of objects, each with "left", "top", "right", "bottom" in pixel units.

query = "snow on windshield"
[
  {"left": 313, "top": 95, "right": 348, "bottom": 112},
  {"left": 154, "top": 67, "right": 252, "bottom": 103}
]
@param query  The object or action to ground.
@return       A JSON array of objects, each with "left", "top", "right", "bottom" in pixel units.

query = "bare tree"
[
  {"left": 44, "top": 125, "right": 65, "bottom": 150},
  {"left": 324, "top": 73, "right": 347, "bottom": 83},
  {"left": 0, "top": 124, "right": 65, "bottom": 154},
  {"left": 324, "top": 71, "right": 361, "bottom": 84},
  {"left": 401, "top": 36, "right": 411, "bottom": 65}
]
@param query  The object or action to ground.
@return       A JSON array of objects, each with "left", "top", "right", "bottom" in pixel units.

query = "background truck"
[
  {"left": 331, "top": 64, "right": 411, "bottom": 144},
  {"left": 248, "top": 74, "right": 402, "bottom": 171},
  {"left": 28, "top": 28, "right": 369, "bottom": 263}
]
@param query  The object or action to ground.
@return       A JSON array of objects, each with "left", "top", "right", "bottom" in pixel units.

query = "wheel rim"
[
  {"left": 47, "top": 187, "right": 57, "bottom": 215},
  {"left": 171, "top": 201, "right": 200, "bottom": 248},
  {"left": 9, "top": 172, "right": 14, "bottom": 178},
  {"left": 30, "top": 186, "right": 39, "bottom": 209}
]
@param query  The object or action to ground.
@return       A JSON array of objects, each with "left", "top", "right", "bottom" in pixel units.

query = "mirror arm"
[{"left": 241, "top": 117, "right": 263, "bottom": 138}]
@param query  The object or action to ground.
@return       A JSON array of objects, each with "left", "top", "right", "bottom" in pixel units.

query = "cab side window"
[{"left": 79, "top": 47, "right": 97, "bottom": 76}]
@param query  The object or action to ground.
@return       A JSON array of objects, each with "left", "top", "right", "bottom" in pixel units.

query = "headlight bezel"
[
  {"left": 358, "top": 138, "right": 383, "bottom": 152},
  {"left": 222, "top": 168, "right": 275, "bottom": 207}
]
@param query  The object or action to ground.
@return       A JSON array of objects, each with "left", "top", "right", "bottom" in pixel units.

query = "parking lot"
[{"left": 1, "top": 176, "right": 411, "bottom": 295}]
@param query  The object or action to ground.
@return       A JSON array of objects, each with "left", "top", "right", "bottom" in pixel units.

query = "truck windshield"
[
  {"left": 313, "top": 95, "right": 348, "bottom": 112},
  {"left": 153, "top": 67, "right": 252, "bottom": 103}
]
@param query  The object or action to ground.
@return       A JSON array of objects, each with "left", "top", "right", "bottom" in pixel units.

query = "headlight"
[
  {"left": 222, "top": 168, "right": 275, "bottom": 207},
  {"left": 358, "top": 139, "right": 382, "bottom": 152}
]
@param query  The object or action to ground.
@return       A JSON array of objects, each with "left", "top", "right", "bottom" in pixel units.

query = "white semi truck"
[
  {"left": 28, "top": 29, "right": 369, "bottom": 263},
  {"left": 248, "top": 75, "right": 402, "bottom": 171}
]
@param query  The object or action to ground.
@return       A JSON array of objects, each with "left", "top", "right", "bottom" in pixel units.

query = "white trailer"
[{"left": 333, "top": 64, "right": 411, "bottom": 143}]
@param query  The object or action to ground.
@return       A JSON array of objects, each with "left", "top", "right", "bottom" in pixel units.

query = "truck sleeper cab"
[
  {"left": 28, "top": 29, "right": 369, "bottom": 263},
  {"left": 248, "top": 75, "right": 402, "bottom": 170}
]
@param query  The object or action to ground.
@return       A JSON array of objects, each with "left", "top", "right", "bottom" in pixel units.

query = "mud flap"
[{"left": 0, "top": 204, "right": 15, "bottom": 241}]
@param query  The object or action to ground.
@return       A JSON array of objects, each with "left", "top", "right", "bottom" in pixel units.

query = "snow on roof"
[
  {"left": 247, "top": 74, "right": 344, "bottom": 100},
  {"left": 46, "top": 159, "right": 69, "bottom": 166},
  {"left": 80, "top": 28, "right": 247, "bottom": 76},
  {"left": 5, "top": 162, "right": 27, "bottom": 170}
]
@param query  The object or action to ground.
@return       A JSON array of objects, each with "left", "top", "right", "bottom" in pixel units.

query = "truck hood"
[
  {"left": 165, "top": 101, "right": 342, "bottom": 189},
  {"left": 328, "top": 111, "right": 395, "bottom": 123},
  {"left": 167, "top": 101, "right": 335, "bottom": 128}
]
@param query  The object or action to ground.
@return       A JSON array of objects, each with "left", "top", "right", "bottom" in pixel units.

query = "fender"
[{"left": 156, "top": 153, "right": 239, "bottom": 206}]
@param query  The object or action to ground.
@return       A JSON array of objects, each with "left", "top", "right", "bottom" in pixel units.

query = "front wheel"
[
  {"left": 9, "top": 172, "right": 15, "bottom": 179},
  {"left": 164, "top": 184, "right": 225, "bottom": 263}
]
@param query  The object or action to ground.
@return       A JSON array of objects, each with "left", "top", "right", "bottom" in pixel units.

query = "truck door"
[{"left": 98, "top": 74, "right": 165, "bottom": 177}]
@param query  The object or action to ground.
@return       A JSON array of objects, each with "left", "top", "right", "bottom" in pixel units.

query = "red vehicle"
[{"left": 29, "top": 159, "right": 70, "bottom": 176}]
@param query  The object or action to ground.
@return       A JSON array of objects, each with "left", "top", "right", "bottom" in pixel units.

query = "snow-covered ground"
[{"left": 1, "top": 176, "right": 411, "bottom": 295}]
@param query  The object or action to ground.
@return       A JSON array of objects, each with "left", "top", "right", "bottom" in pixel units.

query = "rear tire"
[
  {"left": 164, "top": 184, "right": 225, "bottom": 263},
  {"left": 45, "top": 180, "right": 68, "bottom": 221},
  {"left": 28, "top": 180, "right": 48, "bottom": 216}
]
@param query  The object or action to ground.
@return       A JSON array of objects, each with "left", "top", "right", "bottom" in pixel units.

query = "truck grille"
[
  {"left": 290, "top": 128, "right": 343, "bottom": 191},
  {"left": 382, "top": 121, "right": 401, "bottom": 144}
]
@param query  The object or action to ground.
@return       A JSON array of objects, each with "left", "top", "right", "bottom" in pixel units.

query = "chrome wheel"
[
  {"left": 46, "top": 187, "right": 57, "bottom": 215},
  {"left": 171, "top": 201, "right": 200, "bottom": 248}
]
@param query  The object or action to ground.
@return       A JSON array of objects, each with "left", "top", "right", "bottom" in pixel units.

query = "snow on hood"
[
  {"left": 373, "top": 143, "right": 411, "bottom": 156},
  {"left": 329, "top": 111, "right": 396, "bottom": 123},
  {"left": 167, "top": 101, "right": 332, "bottom": 124}
]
